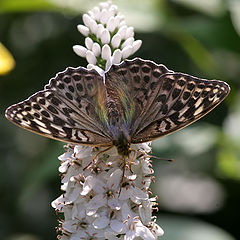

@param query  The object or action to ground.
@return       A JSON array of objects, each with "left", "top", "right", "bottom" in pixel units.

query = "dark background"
[{"left": 0, "top": 0, "right": 239, "bottom": 239}]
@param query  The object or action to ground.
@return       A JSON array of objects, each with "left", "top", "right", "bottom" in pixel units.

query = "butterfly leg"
[
  {"left": 83, "top": 146, "right": 113, "bottom": 170},
  {"left": 128, "top": 149, "right": 136, "bottom": 173}
]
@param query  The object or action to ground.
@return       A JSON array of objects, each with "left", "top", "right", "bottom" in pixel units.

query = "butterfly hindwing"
[{"left": 5, "top": 67, "right": 112, "bottom": 146}]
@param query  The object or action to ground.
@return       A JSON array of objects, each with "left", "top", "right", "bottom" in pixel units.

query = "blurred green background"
[{"left": 0, "top": 0, "right": 240, "bottom": 239}]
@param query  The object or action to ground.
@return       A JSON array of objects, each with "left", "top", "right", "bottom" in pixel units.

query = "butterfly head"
[{"left": 113, "top": 129, "right": 131, "bottom": 157}]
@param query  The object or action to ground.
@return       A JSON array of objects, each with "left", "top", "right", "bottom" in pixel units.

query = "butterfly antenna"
[{"left": 147, "top": 154, "right": 174, "bottom": 162}]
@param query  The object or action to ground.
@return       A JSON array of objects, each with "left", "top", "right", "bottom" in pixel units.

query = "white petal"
[
  {"left": 99, "top": 2, "right": 110, "bottom": 9},
  {"left": 93, "top": 216, "right": 110, "bottom": 229},
  {"left": 139, "top": 200, "right": 152, "bottom": 224},
  {"left": 118, "top": 25, "right": 127, "bottom": 39},
  {"left": 111, "top": 4, "right": 118, "bottom": 12},
  {"left": 89, "top": 18, "right": 98, "bottom": 34},
  {"left": 88, "top": 10, "right": 95, "bottom": 20},
  {"left": 111, "top": 33, "right": 121, "bottom": 48},
  {"left": 92, "top": 6, "right": 101, "bottom": 21},
  {"left": 62, "top": 220, "right": 77, "bottom": 233},
  {"left": 107, "top": 16, "right": 116, "bottom": 32},
  {"left": 150, "top": 222, "right": 164, "bottom": 237},
  {"left": 102, "top": 44, "right": 111, "bottom": 60},
  {"left": 85, "top": 37, "right": 93, "bottom": 50},
  {"left": 112, "top": 49, "right": 122, "bottom": 64},
  {"left": 119, "top": 20, "right": 126, "bottom": 28},
  {"left": 73, "top": 45, "right": 87, "bottom": 57},
  {"left": 101, "top": 29, "right": 111, "bottom": 44},
  {"left": 92, "top": 43, "right": 101, "bottom": 57},
  {"left": 117, "top": 13, "right": 125, "bottom": 21},
  {"left": 105, "top": 57, "right": 112, "bottom": 71},
  {"left": 82, "top": 14, "right": 92, "bottom": 28},
  {"left": 81, "top": 175, "right": 94, "bottom": 195},
  {"left": 110, "top": 220, "right": 124, "bottom": 233},
  {"left": 58, "top": 160, "right": 69, "bottom": 173},
  {"left": 121, "top": 202, "right": 133, "bottom": 220},
  {"left": 77, "top": 24, "right": 89, "bottom": 36},
  {"left": 97, "top": 24, "right": 105, "bottom": 39},
  {"left": 86, "top": 50, "right": 97, "bottom": 64},
  {"left": 87, "top": 64, "right": 105, "bottom": 77},
  {"left": 132, "top": 40, "right": 142, "bottom": 54},
  {"left": 51, "top": 194, "right": 65, "bottom": 211},
  {"left": 121, "top": 45, "right": 133, "bottom": 59},
  {"left": 87, "top": 193, "right": 106, "bottom": 210},
  {"left": 107, "top": 168, "right": 122, "bottom": 189},
  {"left": 113, "top": 15, "right": 121, "bottom": 29},
  {"left": 122, "top": 37, "right": 134, "bottom": 49},
  {"left": 100, "top": 9, "right": 110, "bottom": 24},
  {"left": 108, "top": 8, "right": 115, "bottom": 18},
  {"left": 135, "top": 223, "right": 155, "bottom": 240},
  {"left": 125, "top": 230, "right": 136, "bottom": 240},
  {"left": 130, "top": 186, "right": 148, "bottom": 204},
  {"left": 119, "top": 187, "right": 130, "bottom": 201},
  {"left": 126, "top": 26, "right": 134, "bottom": 38},
  {"left": 74, "top": 145, "right": 93, "bottom": 158},
  {"left": 108, "top": 198, "right": 121, "bottom": 210},
  {"left": 66, "top": 184, "right": 81, "bottom": 203},
  {"left": 104, "top": 230, "right": 120, "bottom": 240},
  {"left": 71, "top": 231, "right": 88, "bottom": 240}
]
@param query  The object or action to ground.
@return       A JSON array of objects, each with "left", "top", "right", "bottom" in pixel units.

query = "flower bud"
[
  {"left": 92, "top": 43, "right": 101, "bottom": 57},
  {"left": 112, "top": 49, "right": 122, "bottom": 64},
  {"left": 122, "top": 37, "right": 134, "bottom": 49},
  {"left": 85, "top": 37, "right": 93, "bottom": 50},
  {"left": 86, "top": 50, "right": 97, "bottom": 64},
  {"left": 111, "top": 33, "right": 121, "bottom": 48},
  {"left": 100, "top": 29, "right": 111, "bottom": 44},
  {"left": 106, "top": 16, "right": 116, "bottom": 32},
  {"left": 77, "top": 25, "right": 89, "bottom": 36},
  {"left": 102, "top": 44, "right": 111, "bottom": 60},
  {"left": 72, "top": 45, "right": 87, "bottom": 57},
  {"left": 132, "top": 40, "right": 142, "bottom": 54},
  {"left": 122, "top": 45, "right": 133, "bottom": 59}
]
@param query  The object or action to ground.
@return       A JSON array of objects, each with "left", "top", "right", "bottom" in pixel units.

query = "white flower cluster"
[
  {"left": 52, "top": 144, "right": 163, "bottom": 239},
  {"left": 73, "top": 1, "right": 142, "bottom": 71},
  {"left": 52, "top": 1, "right": 164, "bottom": 239}
]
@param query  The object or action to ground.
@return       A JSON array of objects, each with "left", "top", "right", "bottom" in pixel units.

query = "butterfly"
[{"left": 5, "top": 58, "right": 230, "bottom": 157}]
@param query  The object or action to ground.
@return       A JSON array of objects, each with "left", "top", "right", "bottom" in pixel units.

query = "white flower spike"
[
  {"left": 73, "top": 1, "right": 142, "bottom": 71},
  {"left": 53, "top": 1, "right": 162, "bottom": 239}
]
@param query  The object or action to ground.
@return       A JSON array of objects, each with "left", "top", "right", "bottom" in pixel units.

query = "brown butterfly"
[{"left": 5, "top": 58, "right": 230, "bottom": 157}]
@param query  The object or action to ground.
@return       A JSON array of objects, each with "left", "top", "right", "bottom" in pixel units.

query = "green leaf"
[{"left": 0, "top": 0, "right": 58, "bottom": 13}]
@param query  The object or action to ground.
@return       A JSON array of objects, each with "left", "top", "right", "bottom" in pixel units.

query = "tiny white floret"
[
  {"left": 101, "top": 29, "right": 111, "bottom": 44},
  {"left": 102, "top": 44, "right": 112, "bottom": 60},
  {"left": 92, "top": 43, "right": 101, "bottom": 57},
  {"left": 111, "top": 33, "right": 121, "bottom": 48},
  {"left": 112, "top": 49, "right": 122, "bottom": 64},
  {"left": 77, "top": 24, "right": 89, "bottom": 36},
  {"left": 85, "top": 37, "right": 93, "bottom": 50},
  {"left": 72, "top": 45, "right": 87, "bottom": 57},
  {"left": 122, "top": 37, "right": 134, "bottom": 49},
  {"left": 122, "top": 45, "right": 133, "bottom": 59},
  {"left": 86, "top": 50, "right": 97, "bottom": 64}
]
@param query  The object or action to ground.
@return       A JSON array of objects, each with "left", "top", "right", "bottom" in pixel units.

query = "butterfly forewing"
[{"left": 6, "top": 67, "right": 112, "bottom": 146}]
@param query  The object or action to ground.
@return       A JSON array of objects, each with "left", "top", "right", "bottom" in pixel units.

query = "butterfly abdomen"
[
  {"left": 106, "top": 97, "right": 119, "bottom": 125},
  {"left": 113, "top": 130, "right": 131, "bottom": 157}
]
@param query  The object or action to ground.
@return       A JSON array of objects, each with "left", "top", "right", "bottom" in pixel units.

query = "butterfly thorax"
[{"left": 112, "top": 130, "right": 131, "bottom": 157}]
